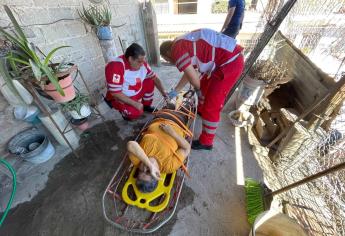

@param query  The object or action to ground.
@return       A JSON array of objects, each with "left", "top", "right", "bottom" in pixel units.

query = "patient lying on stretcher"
[{"left": 127, "top": 103, "right": 192, "bottom": 193}]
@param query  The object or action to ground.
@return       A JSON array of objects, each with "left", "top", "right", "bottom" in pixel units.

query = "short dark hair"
[
  {"left": 159, "top": 40, "right": 173, "bottom": 57},
  {"left": 125, "top": 43, "right": 145, "bottom": 60},
  {"left": 136, "top": 179, "right": 158, "bottom": 193}
]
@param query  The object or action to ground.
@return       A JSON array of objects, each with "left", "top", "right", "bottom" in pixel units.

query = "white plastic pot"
[
  {"left": 68, "top": 104, "right": 91, "bottom": 119},
  {"left": 236, "top": 76, "right": 265, "bottom": 109},
  {"left": 38, "top": 109, "right": 79, "bottom": 148}
]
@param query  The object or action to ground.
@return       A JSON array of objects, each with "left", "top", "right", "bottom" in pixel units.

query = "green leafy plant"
[
  {"left": 61, "top": 93, "right": 90, "bottom": 115},
  {"left": 78, "top": 4, "right": 112, "bottom": 27},
  {"left": 0, "top": 5, "right": 70, "bottom": 95}
]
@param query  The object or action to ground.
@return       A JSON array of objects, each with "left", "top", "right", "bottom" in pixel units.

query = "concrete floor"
[{"left": 0, "top": 65, "right": 263, "bottom": 236}]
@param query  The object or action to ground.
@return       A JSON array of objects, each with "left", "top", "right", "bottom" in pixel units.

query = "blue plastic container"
[
  {"left": 14, "top": 105, "right": 41, "bottom": 125},
  {"left": 24, "top": 110, "right": 41, "bottom": 125},
  {"left": 97, "top": 26, "right": 113, "bottom": 40}
]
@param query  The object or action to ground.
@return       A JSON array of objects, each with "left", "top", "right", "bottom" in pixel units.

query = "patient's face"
[{"left": 138, "top": 158, "right": 158, "bottom": 182}]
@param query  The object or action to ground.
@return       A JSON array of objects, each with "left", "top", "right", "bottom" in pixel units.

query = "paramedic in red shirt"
[
  {"left": 105, "top": 43, "right": 167, "bottom": 121},
  {"left": 160, "top": 28, "right": 244, "bottom": 150}
]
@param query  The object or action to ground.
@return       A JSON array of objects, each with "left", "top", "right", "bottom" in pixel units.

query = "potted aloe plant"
[
  {"left": 61, "top": 93, "right": 91, "bottom": 120},
  {"left": 0, "top": 5, "right": 76, "bottom": 103},
  {"left": 78, "top": 4, "right": 112, "bottom": 40}
]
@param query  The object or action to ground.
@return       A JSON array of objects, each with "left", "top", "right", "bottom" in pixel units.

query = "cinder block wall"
[{"left": 0, "top": 0, "right": 146, "bottom": 155}]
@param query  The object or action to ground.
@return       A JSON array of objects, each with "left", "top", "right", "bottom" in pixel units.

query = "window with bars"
[{"left": 177, "top": 0, "right": 198, "bottom": 14}]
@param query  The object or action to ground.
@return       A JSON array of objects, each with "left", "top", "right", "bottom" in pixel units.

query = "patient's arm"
[
  {"left": 159, "top": 123, "right": 191, "bottom": 157},
  {"left": 127, "top": 141, "right": 160, "bottom": 180}
]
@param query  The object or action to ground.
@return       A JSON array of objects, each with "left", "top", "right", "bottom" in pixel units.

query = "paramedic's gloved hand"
[
  {"left": 149, "top": 163, "right": 161, "bottom": 180},
  {"left": 167, "top": 89, "right": 178, "bottom": 99},
  {"left": 163, "top": 92, "right": 169, "bottom": 102},
  {"left": 195, "top": 89, "right": 204, "bottom": 100}
]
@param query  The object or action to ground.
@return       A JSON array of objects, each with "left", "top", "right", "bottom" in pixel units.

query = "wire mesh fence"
[{"left": 240, "top": 0, "right": 345, "bottom": 234}]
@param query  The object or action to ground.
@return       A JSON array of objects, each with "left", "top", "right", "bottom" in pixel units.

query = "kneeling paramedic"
[
  {"left": 160, "top": 28, "right": 244, "bottom": 150},
  {"left": 105, "top": 43, "right": 167, "bottom": 121}
]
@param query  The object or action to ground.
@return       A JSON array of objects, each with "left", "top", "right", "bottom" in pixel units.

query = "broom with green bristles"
[
  {"left": 244, "top": 160, "right": 345, "bottom": 225},
  {"left": 245, "top": 178, "right": 272, "bottom": 225}
]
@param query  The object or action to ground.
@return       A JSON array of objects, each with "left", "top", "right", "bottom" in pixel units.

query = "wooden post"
[{"left": 140, "top": 1, "right": 161, "bottom": 66}]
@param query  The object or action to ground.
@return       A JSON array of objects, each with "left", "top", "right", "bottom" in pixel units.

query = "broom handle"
[{"left": 267, "top": 161, "right": 345, "bottom": 197}]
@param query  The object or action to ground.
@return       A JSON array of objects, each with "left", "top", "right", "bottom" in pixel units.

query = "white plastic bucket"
[
  {"left": 249, "top": 210, "right": 307, "bottom": 236},
  {"left": 38, "top": 109, "right": 79, "bottom": 149},
  {"left": 236, "top": 76, "right": 265, "bottom": 109}
]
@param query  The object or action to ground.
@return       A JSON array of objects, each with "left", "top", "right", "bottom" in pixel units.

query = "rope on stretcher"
[{"left": 152, "top": 111, "right": 193, "bottom": 138}]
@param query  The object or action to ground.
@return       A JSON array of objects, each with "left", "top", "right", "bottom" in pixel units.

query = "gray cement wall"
[{"left": 0, "top": 0, "right": 146, "bottom": 156}]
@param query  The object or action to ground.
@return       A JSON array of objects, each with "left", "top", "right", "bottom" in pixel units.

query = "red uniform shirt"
[
  {"left": 171, "top": 28, "right": 243, "bottom": 74},
  {"left": 105, "top": 55, "right": 156, "bottom": 98}
]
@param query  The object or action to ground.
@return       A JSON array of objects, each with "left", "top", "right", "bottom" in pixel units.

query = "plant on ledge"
[{"left": 77, "top": 4, "right": 113, "bottom": 40}]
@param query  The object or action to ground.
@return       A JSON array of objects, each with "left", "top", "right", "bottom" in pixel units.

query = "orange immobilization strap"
[
  {"left": 152, "top": 111, "right": 193, "bottom": 138},
  {"left": 149, "top": 118, "right": 192, "bottom": 138},
  {"left": 160, "top": 108, "right": 195, "bottom": 119}
]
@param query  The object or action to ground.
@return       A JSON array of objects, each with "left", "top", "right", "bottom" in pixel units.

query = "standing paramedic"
[
  {"left": 221, "top": 0, "right": 245, "bottom": 38},
  {"left": 160, "top": 28, "right": 244, "bottom": 150},
  {"left": 104, "top": 43, "right": 167, "bottom": 121}
]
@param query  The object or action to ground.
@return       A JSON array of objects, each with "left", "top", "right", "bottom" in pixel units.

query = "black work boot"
[
  {"left": 143, "top": 105, "right": 155, "bottom": 113},
  {"left": 122, "top": 115, "right": 132, "bottom": 121},
  {"left": 191, "top": 140, "right": 213, "bottom": 150}
]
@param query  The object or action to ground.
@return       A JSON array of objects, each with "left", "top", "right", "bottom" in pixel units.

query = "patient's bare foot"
[{"left": 159, "top": 123, "right": 174, "bottom": 135}]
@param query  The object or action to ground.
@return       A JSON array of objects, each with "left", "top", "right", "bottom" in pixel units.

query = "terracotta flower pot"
[{"left": 44, "top": 74, "right": 76, "bottom": 103}]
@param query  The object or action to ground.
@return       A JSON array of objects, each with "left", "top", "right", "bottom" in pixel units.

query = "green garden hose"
[{"left": 0, "top": 159, "right": 16, "bottom": 227}]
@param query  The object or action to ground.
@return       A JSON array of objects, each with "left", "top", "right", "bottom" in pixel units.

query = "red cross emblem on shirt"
[{"left": 128, "top": 78, "right": 142, "bottom": 92}]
